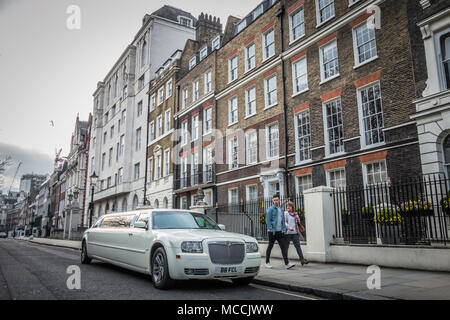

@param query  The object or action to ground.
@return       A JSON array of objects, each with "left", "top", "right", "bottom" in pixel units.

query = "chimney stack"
[{"left": 195, "top": 12, "right": 222, "bottom": 44}]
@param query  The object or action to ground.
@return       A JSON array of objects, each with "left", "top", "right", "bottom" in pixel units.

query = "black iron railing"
[
  {"left": 207, "top": 194, "right": 305, "bottom": 241},
  {"left": 176, "top": 169, "right": 214, "bottom": 190},
  {"left": 333, "top": 175, "right": 450, "bottom": 246}
]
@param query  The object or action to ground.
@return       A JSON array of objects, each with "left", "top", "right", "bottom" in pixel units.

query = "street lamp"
[{"left": 89, "top": 172, "right": 98, "bottom": 228}]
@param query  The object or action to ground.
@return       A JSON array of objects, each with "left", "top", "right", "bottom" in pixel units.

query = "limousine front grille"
[
  {"left": 208, "top": 241, "right": 245, "bottom": 265},
  {"left": 184, "top": 268, "right": 209, "bottom": 276},
  {"left": 245, "top": 266, "right": 259, "bottom": 274}
]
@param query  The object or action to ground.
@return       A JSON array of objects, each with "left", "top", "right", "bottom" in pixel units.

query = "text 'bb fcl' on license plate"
[{"left": 215, "top": 266, "right": 243, "bottom": 274}]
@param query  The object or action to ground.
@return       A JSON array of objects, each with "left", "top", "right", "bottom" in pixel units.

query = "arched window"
[
  {"left": 132, "top": 195, "right": 139, "bottom": 210},
  {"left": 163, "top": 197, "right": 168, "bottom": 209},
  {"left": 443, "top": 134, "right": 450, "bottom": 179},
  {"left": 112, "top": 200, "right": 117, "bottom": 212},
  {"left": 105, "top": 202, "right": 110, "bottom": 214},
  {"left": 154, "top": 199, "right": 159, "bottom": 209},
  {"left": 121, "top": 198, "right": 128, "bottom": 212},
  {"left": 440, "top": 32, "right": 450, "bottom": 90}
]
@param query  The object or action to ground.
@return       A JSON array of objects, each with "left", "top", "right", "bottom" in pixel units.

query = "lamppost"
[{"left": 89, "top": 172, "right": 98, "bottom": 228}]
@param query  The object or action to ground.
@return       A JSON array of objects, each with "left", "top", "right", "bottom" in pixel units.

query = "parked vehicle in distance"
[
  {"left": 81, "top": 208, "right": 261, "bottom": 289},
  {"left": 0, "top": 232, "right": 7, "bottom": 238}
]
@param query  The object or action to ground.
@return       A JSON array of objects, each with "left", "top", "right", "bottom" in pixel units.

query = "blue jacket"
[{"left": 266, "top": 205, "right": 286, "bottom": 233}]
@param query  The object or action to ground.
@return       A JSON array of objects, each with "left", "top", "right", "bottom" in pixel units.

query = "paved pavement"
[{"left": 15, "top": 237, "right": 450, "bottom": 300}]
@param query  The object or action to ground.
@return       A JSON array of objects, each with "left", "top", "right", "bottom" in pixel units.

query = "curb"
[
  {"left": 15, "top": 238, "right": 81, "bottom": 251},
  {"left": 252, "top": 278, "right": 395, "bottom": 300}
]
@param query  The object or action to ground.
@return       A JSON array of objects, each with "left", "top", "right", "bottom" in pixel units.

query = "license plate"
[{"left": 215, "top": 266, "right": 243, "bottom": 274}]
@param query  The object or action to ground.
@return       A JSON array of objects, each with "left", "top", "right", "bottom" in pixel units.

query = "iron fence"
[
  {"left": 206, "top": 194, "right": 305, "bottom": 241},
  {"left": 333, "top": 175, "right": 450, "bottom": 246}
]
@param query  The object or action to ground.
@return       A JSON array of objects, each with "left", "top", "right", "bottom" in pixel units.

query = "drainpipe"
[
  {"left": 143, "top": 83, "right": 151, "bottom": 205},
  {"left": 276, "top": 3, "right": 290, "bottom": 200}
]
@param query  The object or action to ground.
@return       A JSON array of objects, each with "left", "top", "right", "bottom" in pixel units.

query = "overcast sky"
[{"left": 0, "top": 0, "right": 260, "bottom": 192}]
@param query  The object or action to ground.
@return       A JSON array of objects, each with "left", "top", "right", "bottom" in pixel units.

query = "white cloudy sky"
[{"left": 0, "top": 0, "right": 260, "bottom": 191}]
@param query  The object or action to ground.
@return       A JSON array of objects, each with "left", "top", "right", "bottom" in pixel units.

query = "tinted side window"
[{"left": 101, "top": 215, "right": 135, "bottom": 229}]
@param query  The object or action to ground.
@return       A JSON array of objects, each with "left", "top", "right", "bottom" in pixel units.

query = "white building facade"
[{"left": 85, "top": 6, "right": 197, "bottom": 225}]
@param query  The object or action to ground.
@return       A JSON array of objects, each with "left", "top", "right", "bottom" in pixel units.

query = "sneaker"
[
  {"left": 265, "top": 263, "right": 273, "bottom": 269},
  {"left": 285, "top": 263, "right": 296, "bottom": 269}
]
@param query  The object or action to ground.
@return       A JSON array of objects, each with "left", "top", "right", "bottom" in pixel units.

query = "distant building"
[{"left": 19, "top": 174, "right": 48, "bottom": 196}]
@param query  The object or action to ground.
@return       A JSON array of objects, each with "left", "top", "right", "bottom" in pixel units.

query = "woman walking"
[{"left": 285, "top": 202, "right": 309, "bottom": 266}]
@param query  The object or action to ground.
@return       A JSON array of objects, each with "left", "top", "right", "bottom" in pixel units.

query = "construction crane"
[{"left": 8, "top": 161, "right": 22, "bottom": 194}]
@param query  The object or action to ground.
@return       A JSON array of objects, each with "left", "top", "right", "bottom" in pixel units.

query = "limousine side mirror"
[
  {"left": 218, "top": 224, "right": 226, "bottom": 231},
  {"left": 134, "top": 221, "right": 148, "bottom": 229}
]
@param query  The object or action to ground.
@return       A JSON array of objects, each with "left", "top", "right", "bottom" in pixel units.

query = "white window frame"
[
  {"left": 264, "top": 75, "right": 278, "bottom": 109},
  {"left": 263, "top": 28, "right": 275, "bottom": 61},
  {"left": 327, "top": 168, "right": 346, "bottom": 189},
  {"left": 193, "top": 80, "right": 199, "bottom": 102},
  {"left": 236, "top": 19, "right": 247, "bottom": 33},
  {"left": 296, "top": 174, "right": 313, "bottom": 194},
  {"left": 148, "top": 158, "right": 153, "bottom": 182},
  {"left": 166, "top": 79, "right": 173, "bottom": 99},
  {"left": 178, "top": 16, "right": 193, "bottom": 27},
  {"left": 246, "top": 130, "right": 258, "bottom": 165},
  {"left": 228, "top": 188, "right": 239, "bottom": 205},
  {"left": 362, "top": 159, "right": 389, "bottom": 205},
  {"left": 316, "top": 0, "right": 335, "bottom": 27},
  {"left": 149, "top": 121, "right": 155, "bottom": 142},
  {"left": 150, "top": 94, "right": 156, "bottom": 111},
  {"left": 182, "top": 88, "right": 188, "bottom": 109},
  {"left": 245, "top": 42, "right": 256, "bottom": 72},
  {"left": 134, "top": 163, "right": 140, "bottom": 181},
  {"left": 266, "top": 122, "right": 279, "bottom": 160},
  {"left": 323, "top": 97, "right": 344, "bottom": 156},
  {"left": 158, "top": 87, "right": 164, "bottom": 105},
  {"left": 212, "top": 35, "right": 221, "bottom": 50},
  {"left": 119, "top": 135, "right": 124, "bottom": 156},
  {"left": 352, "top": 20, "right": 378, "bottom": 68},
  {"left": 319, "top": 39, "right": 340, "bottom": 83},
  {"left": 253, "top": 4, "right": 263, "bottom": 20},
  {"left": 165, "top": 109, "right": 171, "bottom": 133},
  {"left": 189, "top": 56, "right": 196, "bottom": 70},
  {"left": 205, "top": 70, "right": 212, "bottom": 94},
  {"left": 292, "top": 56, "right": 309, "bottom": 95},
  {"left": 289, "top": 7, "right": 305, "bottom": 43},
  {"left": 228, "top": 96, "right": 238, "bottom": 125},
  {"left": 156, "top": 115, "right": 162, "bottom": 138},
  {"left": 294, "top": 109, "right": 312, "bottom": 164},
  {"left": 181, "top": 121, "right": 188, "bottom": 146},
  {"left": 155, "top": 153, "right": 162, "bottom": 180},
  {"left": 136, "top": 127, "right": 142, "bottom": 151},
  {"left": 245, "top": 86, "right": 256, "bottom": 118},
  {"left": 357, "top": 81, "right": 385, "bottom": 149},
  {"left": 164, "top": 149, "right": 170, "bottom": 177},
  {"left": 199, "top": 46, "right": 208, "bottom": 61},
  {"left": 229, "top": 137, "right": 239, "bottom": 169},
  {"left": 228, "top": 55, "right": 238, "bottom": 83},
  {"left": 204, "top": 107, "right": 212, "bottom": 135},
  {"left": 118, "top": 168, "right": 123, "bottom": 184},
  {"left": 192, "top": 114, "right": 199, "bottom": 141}
]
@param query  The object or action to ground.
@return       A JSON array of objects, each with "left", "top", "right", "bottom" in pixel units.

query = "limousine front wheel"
[
  {"left": 151, "top": 247, "right": 175, "bottom": 289},
  {"left": 81, "top": 241, "right": 92, "bottom": 264}
]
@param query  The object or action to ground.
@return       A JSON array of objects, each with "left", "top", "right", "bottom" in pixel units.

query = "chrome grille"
[
  {"left": 245, "top": 266, "right": 259, "bottom": 274},
  {"left": 208, "top": 241, "right": 245, "bottom": 265},
  {"left": 184, "top": 268, "right": 209, "bottom": 276}
]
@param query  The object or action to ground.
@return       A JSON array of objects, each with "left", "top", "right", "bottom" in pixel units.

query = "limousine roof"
[{"left": 100, "top": 209, "right": 206, "bottom": 218}]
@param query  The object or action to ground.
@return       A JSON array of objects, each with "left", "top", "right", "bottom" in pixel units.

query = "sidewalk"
[{"left": 17, "top": 237, "right": 450, "bottom": 300}]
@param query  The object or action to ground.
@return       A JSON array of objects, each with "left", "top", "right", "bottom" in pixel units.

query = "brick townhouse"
[
  {"left": 212, "top": 0, "right": 425, "bottom": 206},
  {"left": 172, "top": 14, "right": 222, "bottom": 209}
]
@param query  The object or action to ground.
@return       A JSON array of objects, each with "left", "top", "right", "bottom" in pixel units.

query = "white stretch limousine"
[{"left": 81, "top": 209, "right": 261, "bottom": 289}]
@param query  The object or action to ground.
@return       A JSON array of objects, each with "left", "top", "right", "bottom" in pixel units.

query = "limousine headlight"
[
  {"left": 181, "top": 241, "right": 203, "bottom": 253},
  {"left": 245, "top": 242, "right": 259, "bottom": 253}
]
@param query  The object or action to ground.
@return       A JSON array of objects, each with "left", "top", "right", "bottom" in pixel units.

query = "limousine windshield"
[{"left": 152, "top": 211, "right": 221, "bottom": 230}]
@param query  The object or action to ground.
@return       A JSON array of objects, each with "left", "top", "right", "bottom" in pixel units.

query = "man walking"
[{"left": 265, "top": 194, "right": 295, "bottom": 269}]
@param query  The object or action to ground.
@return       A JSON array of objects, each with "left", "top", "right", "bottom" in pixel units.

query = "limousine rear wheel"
[
  {"left": 151, "top": 247, "right": 175, "bottom": 289},
  {"left": 81, "top": 240, "right": 92, "bottom": 264}
]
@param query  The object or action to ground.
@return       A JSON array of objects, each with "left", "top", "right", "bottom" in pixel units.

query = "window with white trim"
[
  {"left": 203, "top": 146, "right": 213, "bottom": 183},
  {"left": 136, "top": 128, "right": 142, "bottom": 151},
  {"left": 149, "top": 121, "right": 154, "bottom": 142},
  {"left": 181, "top": 196, "right": 187, "bottom": 209},
  {"left": 199, "top": 46, "right": 208, "bottom": 61},
  {"left": 192, "top": 114, "right": 199, "bottom": 141},
  {"left": 150, "top": 94, "right": 156, "bottom": 111},
  {"left": 320, "top": 40, "right": 339, "bottom": 81},
  {"left": 324, "top": 98, "right": 344, "bottom": 155},
  {"left": 119, "top": 135, "right": 124, "bottom": 156},
  {"left": 245, "top": 42, "right": 256, "bottom": 72},
  {"left": 358, "top": 83, "right": 384, "bottom": 147},
  {"left": 316, "top": 0, "right": 335, "bottom": 25},
  {"left": 438, "top": 29, "right": 450, "bottom": 90},
  {"left": 182, "top": 88, "right": 188, "bottom": 109},
  {"left": 237, "top": 20, "right": 247, "bottom": 33},
  {"left": 181, "top": 121, "right": 187, "bottom": 146},
  {"left": 295, "top": 110, "right": 311, "bottom": 162},
  {"left": 189, "top": 56, "right": 196, "bottom": 70},
  {"left": 229, "top": 137, "right": 239, "bottom": 169},
  {"left": 156, "top": 115, "right": 162, "bottom": 138},
  {"left": 179, "top": 16, "right": 192, "bottom": 27},
  {"left": 229, "top": 96, "right": 238, "bottom": 125},
  {"left": 263, "top": 28, "right": 275, "bottom": 60},
  {"left": 229, "top": 55, "right": 238, "bottom": 82},
  {"left": 155, "top": 154, "right": 161, "bottom": 180},
  {"left": 204, "top": 107, "right": 212, "bottom": 134},
  {"left": 246, "top": 131, "right": 258, "bottom": 165},
  {"left": 353, "top": 21, "right": 377, "bottom": 66},
  {"left": 158, "top": 87, "right": 164, "bottom": 105},
  {"left": 193, "top": 80, "right": 199, "bottom": 102},
  {"left": 118, "top": 168, "right": 123, "bottom": 184},
  {"left": 205, "top": 71, "right": 212, "bottom": 94},
  {"left": 166, "top": 79, "right": 173, "bottom": 99},
  {"left": 165, "top": 110, "right": 171, "bottom": 133},
  {"left": 191, "top": 151, "right": 199, "bottom": 184},
  {"left": 296, "top": 174, "right": 312, "bottom": 194},
  {"left": 290, "top": 7, "right": 305, "bottom": 42},
  {"left": 180, "top": 156, "right": 187, "bottom": 188},
  {"left": 292, "top": 57, "right": 308, "bottom": 94},
  {"left": 229, "top": 188, "right": 239, "bottom": 205},
  {"left": 443, "top": 135, "right": 450, "bottom": 179},
  {"left": 328, "top": 168, "right": 346, "bottom": 189},
  {"left": 266, "top": 123, "right": 279, "bottom": 159},
  {"left": 147, "top": 158, "right": 153, "bottom": 182},
  {"left": 212, "top": 35, "right": 221, "bottom": 50},
  {"left": 164, "top": 149, "right": 170, "bottom": 177},
  {"left": 134, "top": 162, "right": 140, "bottom": 180},
  {"left": 264, "top": 75, "right": 278, "bottom": 107},
  {"left": 245, "top": 86, "right": 256, "bottom": 117},
  {"left": 108, "top": 148, "right": 113, "bottom": 167},
  {"left": 137, "top": 101, "right": 143, "bottom": 117},
  {"left": 253, "top": 4, "right": 263, "bottom": 19},
  {"left": 363, "top": 160, "right": 388, "bottom": 204}
]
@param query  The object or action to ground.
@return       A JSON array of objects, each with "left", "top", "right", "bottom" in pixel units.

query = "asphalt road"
[{"left": 0, "top": 239, "right": 320, "bottom": 301}]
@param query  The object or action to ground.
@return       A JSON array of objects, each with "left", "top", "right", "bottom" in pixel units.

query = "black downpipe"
[{"left": 276, "top": 4, "right": 290, "bottom": 200}]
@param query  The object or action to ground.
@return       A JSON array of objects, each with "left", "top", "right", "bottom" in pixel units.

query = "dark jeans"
[
  {"left": 286, "top": 233, "right": 305, "bottom": 261},
  {"left": 266, "top": 231, "right": 289, "bottom": 265}
]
